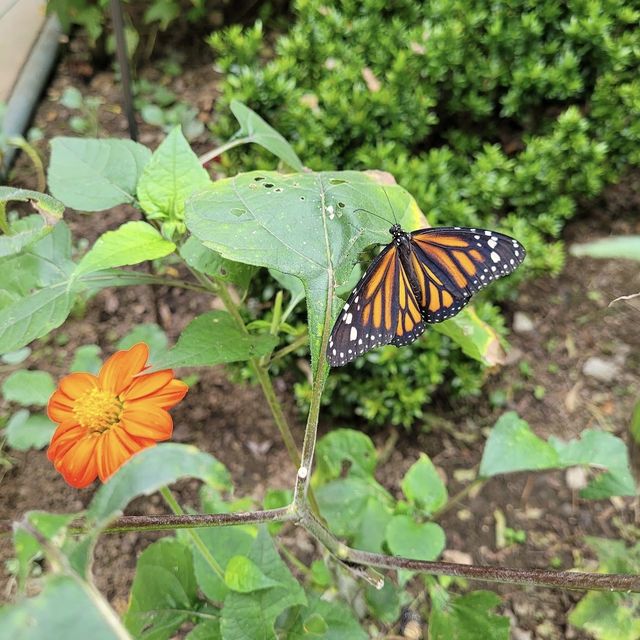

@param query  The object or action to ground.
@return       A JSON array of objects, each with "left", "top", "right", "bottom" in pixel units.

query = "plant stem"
[
  {"left": 0, "top": 203, "right": 9, "bottom": 235},
  {"left": 199, "top": 137, "right": 252, "bottom": 166},
  {"left": 7, "top": 137, "right": 46, "bottom": 191},
  {"left": 160, "top": 487, "right": 224, "bottom": 579},
  {"left": 268, "top": 332, "right": 309, "bottom": 364},
  {"left": 432, "top": 478, "right": 485, "bottom": 521}
]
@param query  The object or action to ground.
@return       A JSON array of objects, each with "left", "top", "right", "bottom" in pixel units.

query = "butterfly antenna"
[
  {"left": 382, "top": 187, "right": 399, "bottom": 225},
  {"left": 352, "top": 207, "right": 393, "bottom": 226}
]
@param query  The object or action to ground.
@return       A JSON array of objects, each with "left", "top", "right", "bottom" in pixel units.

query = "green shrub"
[{"left": 209, "top": 0, "right": 640, "bottom": 426}]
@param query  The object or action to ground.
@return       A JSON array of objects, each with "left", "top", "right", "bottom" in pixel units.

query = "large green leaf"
[
  {"left": 186, "top": 170, "right": 421, "bottom": 373},
  {"left": 0, "top": 283, "right": 77, "bottom": 355},
  {"left": 429, "top": 590, "right": 510, "bottom": 640},
  {"left": 0, "top": 215, "right": 49, "bottom": 259},
  {"left": 74, "top": 221, "right": 176, "bottom": 276},
  {"left": 571, "top": 236, "right": 640, "bottom": 261},
  {"left": 220, "top": 528, "right": 307, "bottom": 640},
  {"left": 152, "top": 311, "right": 278, "bottom": 369},
  {"left": 480, "top": 412, "right": 636, "bottom": 499},
  {"left": 124, "top": 538, "right": 198, "bottom": 640},
  {"left": 0, "top": 575, "right": 130, "bottom": 640},
  {"left": 137, "top": 127, "right": 210, "bottom": 222},
  {"left": 401, "top": 453, "right": 448, "bottom": 515},
  {"left": 48, "top": 137, "right": 151, "bottom": 211},
  {"left": 230, "top": 100, "right": 305, "bottom": 171},
  {"left": 86, "top": 443, "right": 232, "bottom": 528},
  {"left": 224, "top": 556, "right": 281, "bottom": 593}
]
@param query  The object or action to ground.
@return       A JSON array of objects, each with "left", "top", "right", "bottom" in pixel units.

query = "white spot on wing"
[
  {"left": 490, "top": 251, "right": 501, "bottom": 263},
  {"left": 350, "top": 327, "right": 357, "bottom": 341}
]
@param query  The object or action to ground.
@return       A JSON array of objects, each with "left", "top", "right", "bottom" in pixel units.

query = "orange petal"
[
  {"left": 130, "top": 379, "right": 189, "bottom": 409},
  {"left": 47, "top": 390, "right": 76, "bottom": 423},
  {"left": 95, "top": 430, "right": 133, "bottom": 482},
  {"left": 124, "top": 370, "right": 174, "bottom": 401},
  {"left": 99, "top": 343, "right": 149, "bottom": 395},
  {"left": 112, "top": 425, "right": 156, "bottom": 452},
  {"left": 47, "top": 421, "right": 85, "bottom": 461},
  {"left": 121, "top": 404, "right": 173, "bottom": 440},
  {"left": 59, "top": 372, "right": 99, "bottom": 400},
  {"left": 56, "top": 436, "right": 99, "bottom": 488}
]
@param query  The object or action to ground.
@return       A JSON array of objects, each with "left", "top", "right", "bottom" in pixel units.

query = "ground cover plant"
[{"left": 0, "top": 98, "right": 639, "bottom": 638}]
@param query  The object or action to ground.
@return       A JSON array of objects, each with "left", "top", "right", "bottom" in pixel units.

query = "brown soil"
[{"left": 1, "top": 33, "right": 639, "bottom": 640}]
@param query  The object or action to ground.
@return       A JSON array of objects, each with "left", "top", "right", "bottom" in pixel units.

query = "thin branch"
[{"left": 199, "top": 137, "right": 252, "bottom": 166}]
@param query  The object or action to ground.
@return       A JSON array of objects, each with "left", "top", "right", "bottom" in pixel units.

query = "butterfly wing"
[
  {"left": 408, "top": 227, "right": 526, "bottom": 323},
  {"left": 327, "top": 244, "right": 425, "bottom": 367}
]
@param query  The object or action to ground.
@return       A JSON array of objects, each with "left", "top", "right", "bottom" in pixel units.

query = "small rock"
[
  {"left": 512, "top": 627, "right": 533, "bottom": 640},
  {"left": 442, "top": 549, "right": 473, "bottom": 565},
  {"left": 513, "top": 312, "right": 535, "bottom": 333},
  {"left": 582, "top": 356, "right": 620, "bottom": 383}
]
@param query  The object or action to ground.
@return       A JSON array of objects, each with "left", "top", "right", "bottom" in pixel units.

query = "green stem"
[
  {"left": 7, "top": 137, "right": 46, "bottom": 192},
  {"left": 199, "top": 137, "right": 252, "bottom": 166},
  {"left": 160, "top": 487, "right": 224, "bottom": 579},
  {"left": 0, "top": 203, "right": 9, "bottom": 235},
  {"left": 268, "top": 332, "right": 309, "bottom": 364}
]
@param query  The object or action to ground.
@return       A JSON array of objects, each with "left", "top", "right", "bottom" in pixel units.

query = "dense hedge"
[{"left": 209, "top": 0, "right": 640, "bottom": 426}]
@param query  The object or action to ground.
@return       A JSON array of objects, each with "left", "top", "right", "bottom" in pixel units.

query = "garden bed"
[{"left": 1, "top": 29, "right": 639, "bottom": 639}]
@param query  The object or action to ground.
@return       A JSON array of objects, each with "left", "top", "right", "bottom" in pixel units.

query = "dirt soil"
[{"left": 1, "top": 34, "right": 640, "bottom": 640}]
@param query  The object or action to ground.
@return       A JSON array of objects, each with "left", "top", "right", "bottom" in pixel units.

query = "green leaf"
[
  {"left": 0, "top": 283, "right": 76, "bottom": 355},
  {"left": 314, "top": 428, "right": 377, "bottom": 484},
  {"left": 137, "top": 127, "right": 210, "bottom": 221},
  {"left": 4, "top": 410, "right": 56, "bottom": 450},
  {"left": 152, "top": 311, "right": 278, "bottom": 369},
  {"left": 352, "top": 498, "right": 393, "bottom": 553},
  {"left": 0, "top": 575, "right": 129, "bottom": 639},
  {"left": 124, "top": 538, "right": 198, "bottom": 640},
  {"left": 48, "top": 137, "right": 151, "bottom": 211},
  {"left": 186, "top": 620, "right": 221, "bottom": 640},
  {"left": 270, "top": 268, "right": 305, "bottom": 311},
  {"left": 224, "top": 556, "right": 281, "bottom": 593},
  {"left": 479, "top": 412, "right": 559, "bottom": 477},
  {"left": 220, "top": 528, "right": 306, "bottom": 640},
  {"left": 429, "top": 590, "right": 510, "bottom": 640},
  {"left": 70, "top": 345, "right": 102, "bottom": 374},
  {"left": 551, "top": 430, "right": 636, "bottom": 499},
  {"left": 2, "top": 370, "right": 56, "bottom": 406},
  {"left": 570, "top": 236, "right": 640, "bottom": 261},
  {"left": 0, "top": 215, "right": 49, "bottom": 259},
  {"left": 86, "top": 443, "right": 232, "bottom": 528},
  {"left": 569, "top": 591, "right": 640, "bottom": 640},
  {"left": 13, "top": 511, "right": 77, "bottom": 588},
  {"left": 180, "top": 236, "right": 257, "bottom": 290},
  {"left": 316, "top": 477, "right": 393, "bottom": 540},
  {"left": 287, "top": 596, "right": 367, "bottom": 639},
  {"left": 480, "top": 414, "right": 635, "bottom": 498},
  {"left": 230, "top": 100, "right": 304, "bottom": 171},
  {"left": 365, "top": 580, "right": 402, "bottom": 625},
  {"left": 190, "top": 527, "right": 255, "bottom": 603},
  {"left": 631, "top": 399, "right": 640, "bottom": 446},
  {"left": 185, "top": 170, "right": 421, "bottom": 374},
  {"left": 1, "top": 347, "right": 31, "bottom": 364},
  {"left": 385, "top": 515, "right": 446, "bottom": 562},
  {"left": 0, "top": 186, "right": 64, "bottom": 222},
  {"left": 116, "top": 324, "right": 168, "bottom": 360},
  {"left": 434, "top": 307, "right": 506, "bottom": 366},
  {"left": 74, "top": 221, "right": 176, "bottom": 276},
  {"left": 401, "top": 453, "right": 448, "bottom": 515}
]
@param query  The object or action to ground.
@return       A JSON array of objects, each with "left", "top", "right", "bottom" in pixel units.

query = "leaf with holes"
[{"left": 186, "top": 170, "right": 423, "bottom": 375}]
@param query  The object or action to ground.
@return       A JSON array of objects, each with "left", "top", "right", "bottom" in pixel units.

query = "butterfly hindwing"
[{"left": 327, "top": 244, "right": 425, "bottom": 367}]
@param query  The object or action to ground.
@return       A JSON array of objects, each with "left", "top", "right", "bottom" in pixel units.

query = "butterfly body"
[{"left": 327, "top": 224, "right": 525, "bottom": 367}]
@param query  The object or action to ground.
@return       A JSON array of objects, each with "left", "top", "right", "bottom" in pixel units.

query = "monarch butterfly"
[{"left": 327, "top": 223, "right": 525, "bottom": 367}]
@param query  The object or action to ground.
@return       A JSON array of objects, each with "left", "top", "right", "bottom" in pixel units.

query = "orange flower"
[{"left": 47, "top": 343, "right": 188, "bottom": 488}]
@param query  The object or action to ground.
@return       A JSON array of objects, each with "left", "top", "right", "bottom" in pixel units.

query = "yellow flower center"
[{"left": 73, "top": 388, "right": 123, "bottom": 433}]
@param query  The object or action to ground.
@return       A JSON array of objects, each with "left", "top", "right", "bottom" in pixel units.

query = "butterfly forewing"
[{"left": 327, "top": 244, "right": 426, "bottom": 367}]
